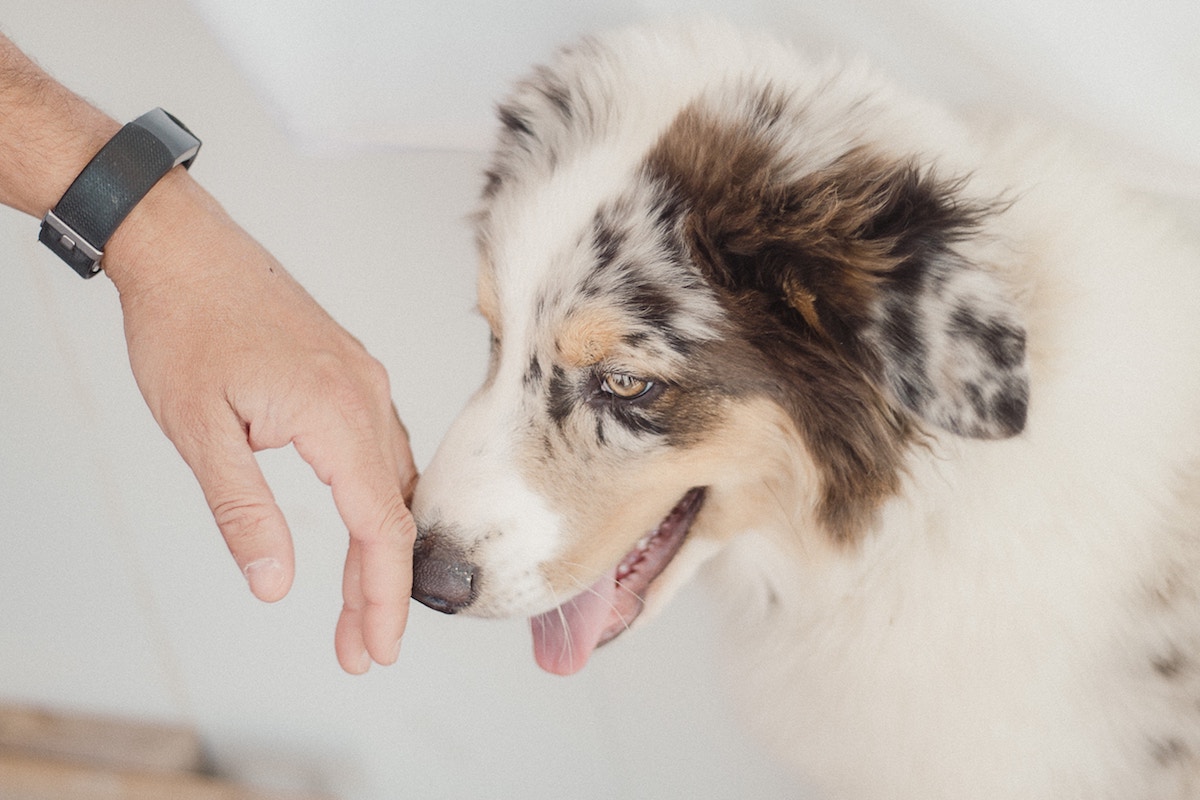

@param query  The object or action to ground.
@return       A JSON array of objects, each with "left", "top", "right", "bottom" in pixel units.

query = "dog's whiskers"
[{"left": 539, "top": 578, "right": 576, "bottom": 666}]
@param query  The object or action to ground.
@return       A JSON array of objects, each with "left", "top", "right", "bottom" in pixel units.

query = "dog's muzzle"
[{"left": 411, "top": 528, "right": 478, "bottom": 614}]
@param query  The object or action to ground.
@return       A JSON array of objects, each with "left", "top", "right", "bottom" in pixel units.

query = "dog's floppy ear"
[
  {"left": 689, "top": 147, "right": 1029, "bottom": 440},
  {"left": 853, "top": 167, "right": 1030, "bottom": 440}
]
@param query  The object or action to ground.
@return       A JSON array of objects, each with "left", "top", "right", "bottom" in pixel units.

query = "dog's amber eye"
[{"left": 601, "top": 372, "right": 652, "bottom": 399}]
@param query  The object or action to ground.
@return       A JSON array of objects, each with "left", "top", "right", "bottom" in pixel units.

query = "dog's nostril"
[
  {"left": 411, "top": 533, "right": 478, "bottom": 614},
  {"left": 413, "top": 559, "right": 476, "bottom": 614}
]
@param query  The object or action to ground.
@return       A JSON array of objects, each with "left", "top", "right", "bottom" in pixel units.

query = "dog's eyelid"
[{"left": 595, "top": 368, "right": 667, "bottom": 403}]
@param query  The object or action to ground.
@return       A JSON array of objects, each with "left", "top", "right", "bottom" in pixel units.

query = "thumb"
[{"left": 174, "top": 414, "right": 296, "bottom": 602}]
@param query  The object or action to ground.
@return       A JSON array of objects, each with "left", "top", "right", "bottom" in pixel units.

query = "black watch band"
[{"left": 39, "top": 108, "right": 201, "bottom": 279}]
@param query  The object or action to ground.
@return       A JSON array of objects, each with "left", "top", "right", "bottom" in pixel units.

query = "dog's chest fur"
[{"left": 714, "top": 454, "right": 1200, "bottom": 798}]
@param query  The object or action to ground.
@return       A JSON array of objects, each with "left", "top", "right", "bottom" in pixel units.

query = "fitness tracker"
[{"left": 39, "top": 108, "right": 201, "bottom": 278}]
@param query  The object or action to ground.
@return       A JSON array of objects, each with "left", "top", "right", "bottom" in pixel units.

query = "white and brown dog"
[{"left": 410, "top": 22, "right": 1200, "bottom": 799}]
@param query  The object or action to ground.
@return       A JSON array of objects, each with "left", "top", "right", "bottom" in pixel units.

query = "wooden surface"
[
  {"left": 0, "top": 703, "right": 203, "bottom": 774},
  {"left": 0, "top": 704, "right": 330, "bottom": 800}
]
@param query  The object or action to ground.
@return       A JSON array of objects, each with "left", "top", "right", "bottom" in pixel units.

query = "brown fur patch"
[
  {"left": 534, "top": 396, "right": 826, "bottom": 595},
  {"left": 555, "top": 305, "right": 628, "bottom": 367},
  {"left": 537, "top": 456, "right": 698, "bottom": 593},
  {"left": 642, "top": 104, "right": 934, "bottom": 541}
]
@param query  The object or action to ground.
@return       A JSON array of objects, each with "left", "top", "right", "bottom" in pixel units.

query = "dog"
[{"left": 409, "top": 21, "right": 1200, "bottom": 799}]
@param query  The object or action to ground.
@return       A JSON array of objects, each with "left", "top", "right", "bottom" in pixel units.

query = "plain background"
[{"left": 1, "top": 2, "right": 1196, "bottom": 798}]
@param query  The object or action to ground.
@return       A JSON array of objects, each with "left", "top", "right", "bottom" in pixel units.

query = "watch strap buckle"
[{"left": 39, "top": 209, "right": 103, "bottom": 279}]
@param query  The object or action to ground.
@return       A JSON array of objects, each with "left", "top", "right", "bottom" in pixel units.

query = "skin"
[{"left": 0, "top": 32, "right": 417, "bottom": 674}]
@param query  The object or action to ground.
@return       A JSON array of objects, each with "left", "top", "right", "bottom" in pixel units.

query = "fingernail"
[
  {"left": 356, "top": 648, "right": 372, "bottom": 674},
  {"left": 384, "top": 637, "right": 402, "bottom": 665},
  {"left": 243, "top": 558, "right": 286, "bottom": 600}
]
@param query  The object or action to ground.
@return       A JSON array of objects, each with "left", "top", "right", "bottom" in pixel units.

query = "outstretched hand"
[
  {"left": 106, "top": 169, "right": 418, "bottom": 674},
  {"left": 0, "top": 33, "right": 415, "bottom": 673}
]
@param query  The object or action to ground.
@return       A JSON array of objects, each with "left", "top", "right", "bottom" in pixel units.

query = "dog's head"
[{"left": 411, "top": 26, "right": 1028, "bottom": 674}]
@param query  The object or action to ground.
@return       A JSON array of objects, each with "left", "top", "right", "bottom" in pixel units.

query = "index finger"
[
  {"left": 294, "top": 397, "right": 417, "bottom": 669},
  {"left": 332, "top": 464, "right": 417, "bottom": 666}
]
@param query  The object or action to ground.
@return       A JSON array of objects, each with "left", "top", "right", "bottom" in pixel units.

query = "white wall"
[
  {"left": 0, "top": 1, "right": 1195, "bottom": 799},
  {"left": 184, "top": 0, "right": 1200, "bottom": 194}
]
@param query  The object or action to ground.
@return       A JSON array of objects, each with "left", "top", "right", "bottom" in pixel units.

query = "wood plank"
[
  {"left": 0, "top": 704, "right": 203, "bottom": 775},
  {"left": 0, "top": 753, "right": 330, "bottom": 800}
]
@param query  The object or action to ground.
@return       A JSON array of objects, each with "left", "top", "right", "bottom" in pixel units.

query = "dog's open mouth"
[{"left": 530, "top": 487, "right": 706, "bottom": 675}]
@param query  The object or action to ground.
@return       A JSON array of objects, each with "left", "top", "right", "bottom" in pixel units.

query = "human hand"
[
  {"left": 105, "top": 169, "right": 418, "bottom": 674},
  {"left": 0, "top": 33, "right": 413, "bottom": 672}
]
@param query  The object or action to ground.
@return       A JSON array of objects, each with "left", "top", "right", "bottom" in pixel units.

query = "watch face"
[{"left": 137, "top": 108, "right": 202, "bottom": 169}]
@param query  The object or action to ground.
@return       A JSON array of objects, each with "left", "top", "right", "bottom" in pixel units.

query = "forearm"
[
  {"left": 0, "top": 32, "right": 234, "bottom": 296},
  {"left": 0, "top": 32, "right": 119, "bottom": 218}
]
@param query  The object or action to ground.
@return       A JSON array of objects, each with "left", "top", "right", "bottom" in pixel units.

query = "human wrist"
[{"left": 102, "top": 165, "right": 226, "bottom": 293}]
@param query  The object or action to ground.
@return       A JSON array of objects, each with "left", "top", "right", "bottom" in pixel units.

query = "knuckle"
[
  {"left": 359, "top": 493, "right": 416, "bottom": 550},
  {"left": 390, "top": 500, "right": 418, "bottom": 548},
  {"left": 210, "top": 494, "right": 277, "bottom": 543},
  {"left": 361, "top": 355, "right": 392, "bottom": 398}
]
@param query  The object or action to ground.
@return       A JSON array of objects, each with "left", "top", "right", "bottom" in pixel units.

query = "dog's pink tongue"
[
  {"left": 529, "top": 489, "right": 704, "bottom": 675},
  {"left": 531, "top": 576, "right": 632, "bottom": 676}
]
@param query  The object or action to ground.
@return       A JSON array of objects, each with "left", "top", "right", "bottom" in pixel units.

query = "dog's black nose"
[{"left": 411, "top": 529, "right": 478, "bottom": 614}]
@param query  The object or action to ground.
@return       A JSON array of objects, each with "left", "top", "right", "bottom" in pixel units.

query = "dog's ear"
[
  {"left": 852, "top": 166, "right": 1029, "bottom": 440},
  {"left": 689, "top": 149, "right": 1029, "bottom": 440}
]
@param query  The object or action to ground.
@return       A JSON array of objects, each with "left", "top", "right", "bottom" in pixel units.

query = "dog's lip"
[
  {"left": 600, "top": 486, "right": 706, "bottom": 646},
  {"left": 530, "top": 487, "right": 706, "bottom": 676}
]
